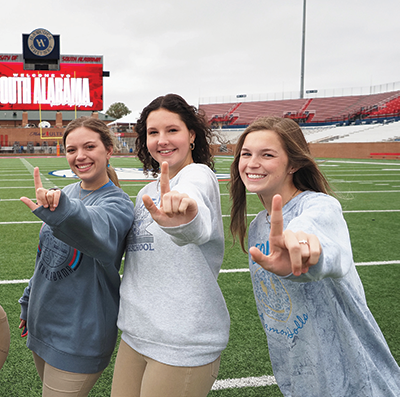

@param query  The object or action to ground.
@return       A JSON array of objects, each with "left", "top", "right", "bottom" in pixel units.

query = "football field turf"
[{"left": 1, "top": 155, "right": 399, "bottom": 396}]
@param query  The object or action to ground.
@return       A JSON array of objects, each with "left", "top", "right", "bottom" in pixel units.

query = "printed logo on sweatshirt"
[
  {"left": 36, "top": 226, "right": 83, "bottom": 282},
  {"left": 252, "top": 266, "right": 292, "bottom": 322},
  {"left": 126, "top": 200, "right": 156, "bottom": 253},
  {"left": 251, "top": 259, "right": 309, "bottom": 339}
]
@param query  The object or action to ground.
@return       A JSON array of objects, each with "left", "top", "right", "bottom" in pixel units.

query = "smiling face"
[
  {"left": 146, "top": 108, "right": 195, "bottom": 178},
  {"left": 65, "top": 127, "right": 112, "bottom": 190},
  {"left": 238, "top": 129, "right": 296, "bottom": 207}
]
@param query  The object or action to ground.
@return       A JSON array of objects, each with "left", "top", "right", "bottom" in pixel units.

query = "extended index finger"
[
  {"left": 269, "top": 194, "right": 284, "bottom": 238},
  {"left": 33, "top": 167, "right": 43, "bottom": 190},
  {"left": 159, "top": 162, "right": 171, "bottom": 197}
]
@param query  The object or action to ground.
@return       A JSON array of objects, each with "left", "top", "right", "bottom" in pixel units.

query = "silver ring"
[{"left": 298, "top": 240, "right": 309, "bottom": 245}]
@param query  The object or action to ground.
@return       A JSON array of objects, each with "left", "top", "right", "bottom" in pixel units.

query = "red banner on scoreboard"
[{"left": 0, "top": 62, "right": 103, "bottom": 111}]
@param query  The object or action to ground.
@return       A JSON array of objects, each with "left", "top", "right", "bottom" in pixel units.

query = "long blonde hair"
[
  {"left": 229, "top": 117, "right": 333, "bottom": 252},
  {"left": 63, "top": 117, "right": 121, "bottom": 187}
]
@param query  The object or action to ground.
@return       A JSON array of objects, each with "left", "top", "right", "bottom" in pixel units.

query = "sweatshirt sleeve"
[
  {"left": 283, "top": 194, "right": 354, "bottom": 282},
  {"left": 158, "top": 166, "right": 217, "bottom": 247},
  {"left": 33, "top": 188, "right": 134, "bottom": 264},
  {"left": 159, "top": 209, "right": 211, "bottom": 247},
  {"left": 18, "top": 278, "right": 32, "bottom": 320}
]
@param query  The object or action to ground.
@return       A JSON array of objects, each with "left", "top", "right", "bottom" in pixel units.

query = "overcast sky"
[{"left": 2, "top": 0, "right": 400, "bottom": 117}]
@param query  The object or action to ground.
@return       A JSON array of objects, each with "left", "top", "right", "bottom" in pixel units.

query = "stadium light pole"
[{"left": 300, "top": 0, "right": 306, "bottom": 99}]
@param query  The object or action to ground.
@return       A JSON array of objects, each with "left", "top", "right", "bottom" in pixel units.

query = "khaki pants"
[
  {"left": 0, "top": 305, "right": 10, "bottom": 370},
  {"left": 111, "top": 339, "right": 220, "bottom": 397},
  {"left": 33, "top": 352, "right": 103, "bottom": 397}
]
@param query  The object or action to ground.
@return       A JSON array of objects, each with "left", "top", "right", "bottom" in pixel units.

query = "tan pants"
[
  {"left": 33, "top": 352, "right": 103, "bottom": 397},
  {"left": 111, "top": 339, "right": 220, "bottom": 397},
  {"left": 0, "top": 305, "right": 10, "bottom": 370}
]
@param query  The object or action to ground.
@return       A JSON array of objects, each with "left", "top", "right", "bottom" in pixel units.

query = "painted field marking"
[
  {"left": 20, "top": 158, "right": 57, "bottom": 189},
  {"left": 3, "top": 260, "right": 399, "bottom": 284}
]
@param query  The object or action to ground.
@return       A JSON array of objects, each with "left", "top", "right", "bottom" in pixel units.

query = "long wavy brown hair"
[
  {"left": 229, "top": 116, "right": 333, "bottom": 252},
  {"left": 135, "top": 94, "right": 214, "bottom": 177}
]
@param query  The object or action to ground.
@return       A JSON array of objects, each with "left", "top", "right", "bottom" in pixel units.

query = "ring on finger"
[{"left": 298, "top": 240, "right": 309, "bottom": 245}]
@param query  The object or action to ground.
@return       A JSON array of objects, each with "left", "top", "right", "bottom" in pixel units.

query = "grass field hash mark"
[{"left": 20, "top": 158, "right": 57, "bottom": 190}]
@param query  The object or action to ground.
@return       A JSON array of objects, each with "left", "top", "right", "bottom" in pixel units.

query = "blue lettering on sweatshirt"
[
  {"left": 255, "top": 240, "right": 270, "bottom": 255},
  {"left": 259, "top": 312, "right": 309, "bottom": 339},
  {"left": 250, "top": 238, "right": 308, "bottom": 339},
  {"left": 125, "top": 198, "right": 156, "bottom": 254},
  {"left": 130, "top": 243, "right": 154, "bottom": 252}
]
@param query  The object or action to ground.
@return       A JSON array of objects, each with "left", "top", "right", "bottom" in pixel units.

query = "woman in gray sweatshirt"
[{"left": 112, "top": 94, "right": 230, "bottom": 397}]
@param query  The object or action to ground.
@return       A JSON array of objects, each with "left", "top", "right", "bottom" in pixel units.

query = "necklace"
[
  {"left": 266, "top": 188, "right": 299, "bottom": 224},
  {"left": 79, "top": 183, "right": 97, "bottom": 201},
  {"left": 79, "top": 180, "right": 113, "bottom": 200}
]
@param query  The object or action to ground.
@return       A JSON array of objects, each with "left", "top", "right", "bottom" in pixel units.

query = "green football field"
[{"left": 1, "top": 155, "right": 399, "bottom": 396}]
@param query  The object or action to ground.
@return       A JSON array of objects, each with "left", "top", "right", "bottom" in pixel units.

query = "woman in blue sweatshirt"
[
  {"left": 229, "top": 116, "right": 400, "bottom": 396},
  {"left": 19, "top": 117, "right": 134, "bottom": 397}
]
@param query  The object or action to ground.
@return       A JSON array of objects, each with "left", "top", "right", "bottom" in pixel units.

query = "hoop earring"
[{"left": 190, "top": 142, "right": 195, "bottom": 150}]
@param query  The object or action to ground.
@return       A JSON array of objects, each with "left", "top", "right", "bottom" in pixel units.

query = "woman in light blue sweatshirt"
[
  {"left": 19, "top": 117, "right": 134, "bottom": 397},
  {"left": 229, "top": 116, "right": 400, "bottom": 396},
  {"left": 112, "top": 94, "right": 230, "bottom": 397}
]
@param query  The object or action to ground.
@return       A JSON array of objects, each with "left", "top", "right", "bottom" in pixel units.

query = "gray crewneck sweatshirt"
[{"left": 118, "top": 163, "right": 230, "bottom": 366}]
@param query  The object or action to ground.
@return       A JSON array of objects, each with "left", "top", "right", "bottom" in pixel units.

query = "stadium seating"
[
  {"left": 200, "top": 90, "right": 400, "bottom": 127},
  {"left": 367, "top": 94, "right": 400, "bottom": 119},
  {"left": 213, "top": 121, "right": 400, "bottom": 144}
]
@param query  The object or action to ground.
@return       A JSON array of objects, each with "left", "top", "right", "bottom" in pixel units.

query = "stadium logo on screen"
[{"left": 28, "top": 29, "right": 55, "bottom": 57}]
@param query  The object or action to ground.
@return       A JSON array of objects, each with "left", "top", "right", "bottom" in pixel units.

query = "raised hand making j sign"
[
  {"left": 249, "top": 193, "right": 321, "bottom": 277},
  {"left": 20, "top": 167, "right": 61, "bottom": 212},
  {"left": 142, "top": 161, "right": 198, "bottom": 227}
]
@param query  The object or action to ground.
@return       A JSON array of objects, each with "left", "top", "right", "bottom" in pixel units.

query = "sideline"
[
  {"left": 212, "top": 374, "right": 277, "bottom": 390},
  {"left": 2, "top": 260, "right": 400, "bottom": 285}
]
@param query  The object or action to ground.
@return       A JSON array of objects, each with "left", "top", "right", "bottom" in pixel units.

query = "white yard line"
[
  {"left": 0, "top": 179, "right": 33, "bottom": 181},
  {"left": 0, "top": 221, "right": 43, "bottom": 225},
  {"left": 19, "top": 158, "right": 57, "bottom": 189},
  {"left": 3, "top": 260, "right": 399, "bottom": 285},
  {"left": 212, "top": 375, "right": 277, "bottom": 390},
  {"left": 218, "top": 190, "right": 400, "bottom": 196},
  {"left": 2, "top": 208, "right": 400, "bottom": 223}
]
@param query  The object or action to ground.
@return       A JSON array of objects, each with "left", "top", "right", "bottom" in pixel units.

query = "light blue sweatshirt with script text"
[{"left": 248, "top": 190, "right": 400, "bottom": 397}]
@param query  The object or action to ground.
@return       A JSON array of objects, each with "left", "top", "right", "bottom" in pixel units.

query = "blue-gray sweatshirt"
[
  {"left": 248, "top": 190, "right": 400, "bottom": 396},
  {"left": 19, "top": 181, "right": 134, "bottom": 373}
]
